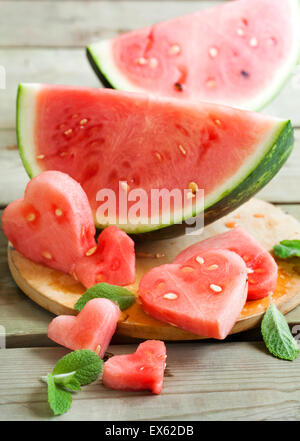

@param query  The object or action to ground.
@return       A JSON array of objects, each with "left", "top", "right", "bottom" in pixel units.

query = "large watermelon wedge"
[
  {"left": 87, "top": 0, "right": 300, "bottom": 111},
  {"left": 17, "top": 84, "right": 293, "bottom": 237}
]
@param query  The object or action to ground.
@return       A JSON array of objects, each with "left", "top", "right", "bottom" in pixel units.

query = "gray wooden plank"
[
  {"left": 0, "top": 1, "right": 220, "bottom": 48},
  {"left": 0, "top": 128, "right": 299, "bottom": 205},
  {"left": 1, "top": 204, "right": 300, "bottom": 348},
  {"left": 0, "top": 343, "right": 300, "bottom": 420}
]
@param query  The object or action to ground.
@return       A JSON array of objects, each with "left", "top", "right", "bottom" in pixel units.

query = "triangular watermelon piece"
[
  {"left": 17, "top": 84, "right": 293, "bottom": 237},
  {"left": 87, "top": 0, "right": 300, "bottom": 111}
]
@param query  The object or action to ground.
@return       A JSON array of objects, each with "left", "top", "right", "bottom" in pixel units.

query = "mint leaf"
[
  {"left": 274, "top": 240, "right": 300, "bottom": 259},
  {"left": 75, "top": 282, "right": 136, "bottom": 312},
  {"left": 52, "top": 349, "right": 103, "bottom": 385},
  {"left": 47, "top": 374, "right": 72, "bottom": 416},
  {"left": 261, "top": 300, "right": 300, "bottom": 361},
  {"left": 52, "top": 372, "right": 81, "bottom": 391}
]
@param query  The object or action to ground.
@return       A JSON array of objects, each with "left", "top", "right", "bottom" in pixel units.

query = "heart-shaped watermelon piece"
[
  {"left": 139, "top": 249, "right": 248, "bottom": 339},
  {"left": 2, "top": 171, "right": 136, "bottom": 288},
  {"left": 174, "top": 227, "right": 278, "bottom": 300},
  {"left": 75, "top": 226, "right": 136, "bottom": 288},
  {"left": 47, "top": 298, "right": 121, "bottom": 358},
  {"left": 2, "top": 170, "right": 96, "bottom": 275},
  {"left": 102, "top": 340, "right": 166, "bottom": 394}
]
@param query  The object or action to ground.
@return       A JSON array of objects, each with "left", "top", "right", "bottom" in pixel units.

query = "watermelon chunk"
[
  {"left": 139, "top": 249, "right": 248, "bottom": 339},
  {"left": 87, "top": 0, "right": 300, "bottom": 111},
  {"left": 2, "top": 170, "right": 136, "bottom": 287},
  {"left": 17, "top": 84, "right": 293, "bottom": 237},
  {"left": 2, "top": 170, "right": 96, "bottom": 275},
  {"left": 174, "top": 227, "right": 278, "bottom": 301},
  {"left": 47, "top": 298, "right": 120, "bottom": 358},
  {"left": 75, "top": 225, "right": 136, "bottom": 288},
  {"left": 102, "top": 340, "right": 166, "bottom": 394}
]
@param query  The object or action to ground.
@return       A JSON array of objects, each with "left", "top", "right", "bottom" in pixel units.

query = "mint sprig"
[
  {"left": 43, "top": 349, "right": 103, "bottom": 416},
  {"left": 261, "top": 300, "right": 300, "bottom": 361},
  {"left": 75, "top": 282, "right": 136, "bottom": 312},
  {"left": 273, "top": 240, "right": 300, "bottom": 259}
]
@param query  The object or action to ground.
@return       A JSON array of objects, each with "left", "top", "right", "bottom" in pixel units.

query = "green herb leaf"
[
  {"left": 274, "top": 240, "right": 300, "bottom": 259},
  {"left": 75, "top": 282, "right": 136, "bottom": 312},
  {"left": 47, "top": 374, "right": 72, "bottom": 416},
  {"left": 52, "top": 349, "right": 103, "bottom": 385},
  {"left": 261, "top": 300, "right": 300, "bottom": 361},
  {"left": 52, "top": 372, "right": 81, "bottom": 391}
]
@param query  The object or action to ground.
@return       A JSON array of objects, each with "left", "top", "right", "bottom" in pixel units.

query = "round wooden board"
[{"left": 7, "top": 198, "right": 300, "bottom": 340}]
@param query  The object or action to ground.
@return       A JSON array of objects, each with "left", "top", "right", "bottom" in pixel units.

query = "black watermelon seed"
[
  {"left": 174, "top": 82, "right": 184, "bottom": 92},
  {"left": 241, "top": 70, "right": 250, "bottom": 78}
]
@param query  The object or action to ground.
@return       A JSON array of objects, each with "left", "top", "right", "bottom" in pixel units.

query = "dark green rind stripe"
[
  {"left": 134, "top": 121, "right": 294, "bottom": 241},
  {"left": 86, "top": 47, "right": 115, "bottom": 90}
]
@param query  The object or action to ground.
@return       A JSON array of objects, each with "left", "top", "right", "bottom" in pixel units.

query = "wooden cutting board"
[{"left": 7, "top": 198, "right": 300, "bottom": 340}]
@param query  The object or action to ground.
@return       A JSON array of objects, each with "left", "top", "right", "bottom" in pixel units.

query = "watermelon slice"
[
  {"left": 17, "top": 84, "right": 294, "bottom": 237},
  {"left": 102, "top": 340, "right": 166, "bottom": 394},
  {"left": 139, "top": 249, "right": 248, "bottom": 339},
  {"left": 75, "top": 225, "right": 136, "bottom": 288},
  {"left": 87, "top": 0, "right": 300, "bottom": 111},
  {"left": 47, "top": 298, "right": 121, "bottom": 358},
  {"left": 174, "top": 226, "right": 278, "bottom": 301},
  {"left": 2, "top": 170, "right": 136, "bottom": 287}
]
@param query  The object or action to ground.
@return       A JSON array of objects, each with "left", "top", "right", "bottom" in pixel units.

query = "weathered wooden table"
[{"left": 1, "top": 0, "right": 300, "bottom": 421}]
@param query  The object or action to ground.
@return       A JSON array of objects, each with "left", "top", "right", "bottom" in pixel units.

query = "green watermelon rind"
[
  {"left": 16, "top": 82, "right": 294, "bottom": 236},
  {"left": 86, "top": 0, "right": 300, "bottom": 112}
]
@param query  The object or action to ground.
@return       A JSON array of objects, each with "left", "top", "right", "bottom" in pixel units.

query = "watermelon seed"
[
  {"left": 64, "top": 129, "right": 72, "bottom": 136},
  {"left": 36, "top": 154, "right": 45, "bottom": 159},
  {"left": 96, "top": 274, "right": 105, "bottom": 282},
  {"left": 255, "top": 268, "right": 265, "bottom": 274},
  {"left": 95, "top": 345, "right": 101, "bottom": 356},
  {"left": 81, "top": 226, "right": 85, "bottom": 238},
  {"left": 139, "top": 366, "right": 145, "bottom": 371},
  {"left": 86, "top": 246, "right": 97, "bottom": 257},
  {"left": 59, "top": 151, "right": 67, "bottom": 157},
  {"left": 225, "top": 221, "right": 237, "bottom": 229},
  {"left": 188, "top": 181, "right": 198, "bottom": 194},
  {"left": 72, "top": 271, "right": 78, "bottom": 281},
  {"left": 55, "top": 208, "right": 63, "bottom": 217},
  {"left": 174, "top": 82, "right": 183, "bottom": 92},
  {"left": 42, "top": 251, "right": 52, "bottom": 260},
  {"left": 169, "top": 44, "right": 181, "bottom": 55},
  {"left": 181, "top": 266, "right": 194, "bottom": 273},
  {"left": 241, "top": 70, "right": 250, "bottom": 78},
  {"left": 149, "top": 57, "right": 158, "bottom": 68},
  {"left": 210, "top": 284, "right": 222, "bottom": 293},
  {"left": 155, "top": 253, "right": 165, "bottom": 259},
  {"left": 26, "top": 213, "right": 36, "bottom": 222},
  {"left": 253, "top": 213, "right": 265, "bottom": 218},
  {"left": 196, "top": 256, "right": 204, "bottom": 265},
  {"left": 243, "top": 255, "right": 250, "bottom": 262},
  {"left": 178, "top": 144, "right": 186, "bottom": 155},
  {"left": 206, "top": 78, "right": 217, "bottom": 88},
  {"left": 136, "top": 57, "right": 147, "bottom": 65},
  {"left": 247, "top": 268, "right": 254, "bottom": 274},
  {"left": 237, "top": 28, "right": 245, "bottom": 37},
  {"left": 209, "top": 47, "right": 218, "bottom": 58},
  {"left": 249, "top": 37, "right": 258, "bottom": 48},
  {"left": 208, "top": 264, "right": 218, "bottom": 271},
  {"left": 215, "top": 119, "right": 221, "bottom": 126},
  {"left": 163, "top": 293, "right": 178, "bottom": 300},
  {"left": 80, "top": 118, "right": 88, "bottom": 125},
  {"left": 248, "top": 277, "right": 256, "bottom": 284},
  {"left": 154, "top": 152, "right": 163, "bottom": 162}
]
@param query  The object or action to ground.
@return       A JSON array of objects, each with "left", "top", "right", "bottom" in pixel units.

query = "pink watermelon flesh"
[
  {"left": 22, "top": 84, "right": 285, "bottom": 232},
  {"left": 2, "top": 170, "right": 136, "bottom": 288},
  {"left": 174, "top": 227, "right": 278, "bottom": 301},
  {"left": 98, "top": 0, "right": 299, "bottom": 109},
  {"left": 75, "top": 225, "right": 136, "bottom": 288},
  {"left": 47, "top": 298, "right": 121, "bottom": 358},
  {"left": 102, "top": 340, "right": 166, "bottom": 394},
  {"left": 139, "top": 249, "right": 248, "bottom": 339},
  {"left": 2, "top": 170, "right": 96, "bottom": 274}
]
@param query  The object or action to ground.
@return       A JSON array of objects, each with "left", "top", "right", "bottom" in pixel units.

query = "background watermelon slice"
[
  {"left": 17, "top": 84, "right": 293, "bottom": 236},
  {"left": 87, "top": 0, "right": 300, "bottom": 111}
]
